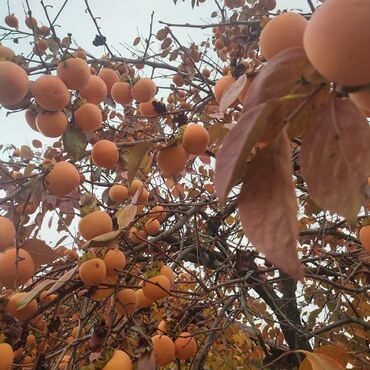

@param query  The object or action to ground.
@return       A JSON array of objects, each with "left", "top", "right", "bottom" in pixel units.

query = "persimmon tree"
[{"left": 0, "top": 0, "right": 369, "bottom": 369}]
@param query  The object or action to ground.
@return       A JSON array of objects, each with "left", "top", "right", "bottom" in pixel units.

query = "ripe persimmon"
[
  {"left": 98, "top": 68, "right": 120, "bottom": 93},
  {"left": 109, "top": 184, "right": 129, "bottom": 203},
  {"left": 31, "top": 75, "right": 70, "bottom": 112},
  {"left": 79, "top": 75, "right": 107, "bottom": 104},
  {"left": 0, "top": 216, "right": 15, "bottom": 251},
  {"left": 46, "top": 161, "right": 80, "bottom": 196},
  {"left": 111, "top": 82, "right": 132, "bottom": 105},
  {"left": 213, "top": 75, "right": 236, "bottom": 104},
  {"left": 157, "top": 145, "right": 188, "bottom": 177},
  {"left": 149, "top": 205, "right": 166, "bottom": 223},
  {"left": 359, "top": 225, "right": 370, "bottom": 252},
  {"left": 138, "top": 99, "right": 159, "bottom": 117},
  {"left": 25, "top": 108, "right": 39, "bottom": 132},
  {"left": 74, "top": 103, "right": 102, "bottom": 132},
  {"left": 0, "top": 342, "right": 14, "bottom": 370},
  {"left": 152, "top": 335, "right": 176, "bottom": 366},
  {"left": 182, "top": 124, "right": 209, "bottom": 155},
  {"left": 5, "top": 14, "right": 19, "bottom": 29},
  {"left": 129, "top": 179, "right": 144, "bottom": 196},
  {"left": 136, "top": 289, "right": 153, "bottom": 308},
  {"left": 57, "top": 57, "right": 90, "bottom": 90},
  {"left": 6, "top": 292, "right": 38, "bottom": 321},
  {"left": 79, "top": 258, "right": 107, "bottom": 287},
  {"left": 78, "top": 210, "right": 113, "bottom": 240},
  {"left": 36, "top": 111, "right": 68, "bottom": 138},
  {"left": 0, "top": 248, "right": 35, "bottom": 288},
  {"left": 160, "top": 265, "right": 175, "bottom": 286},
  {"left": 116, "top": 288, "right": 138, "bottom": 315},
  {"left": 174, "top": 332, "right": 197, "bottom": 360},
  {"left": 25, "top": 16, "right": 37, "bottom": 29},
  {"left": 128, "top": 227, "right": 147, "bottom": 244},
  {"left": 91, "top": 140, "right": 119, "bottom": 168},
  {"left": 259, "top": 12, "right": 307, "bottom": 61},
  {"left": 103, "top": 249, "right": 126, "bottom": 276},
  {"left": 0, "top": 45, "right": 14, "bottom": 60},
  {"left": 102, "top": 350, "right": 132, "bottom": 370},
  {"left": 0, "top": 61, "right": 29, "bottom": 106},
  {"left": 144, "top": 218, "right": 161, "bottom": 236},
  {"left": 304, "top": 0, "right": 370, "bottom": 86},
  {"left": 26, "top": 334, "right": 36, "bottom": 347},
  {"left": 142, "top": 275, "right": 171, "bottom": 300},
  {"left": 131, "top": 77, "right": 157, "bottom": 103},
  {"left": 91, "top": 275, "right": 117, "bottom": 301},
  {"left": 157, "top": 320, "right": 167, "bottom": 334}
]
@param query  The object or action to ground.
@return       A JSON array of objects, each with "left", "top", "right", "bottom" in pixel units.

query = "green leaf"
[
  {"left": 127, "top": 142, "right": 152, "bottom": 188},
  {"left": 63, "top": 126, "right": 87, "bottom": 161}
]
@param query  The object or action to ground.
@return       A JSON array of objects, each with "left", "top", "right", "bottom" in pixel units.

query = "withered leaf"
[
  {"left": 301, "top": 97, "right": 370, "bottom": 221},
  {"left": 238, "top": 132, "right": 302, "bottom": 280},
  {"left": 215, "top": 101, "right": 276, "bottom": 205},
  {"left": 21, "top": 238, "right": 59, "bottom": 266}
]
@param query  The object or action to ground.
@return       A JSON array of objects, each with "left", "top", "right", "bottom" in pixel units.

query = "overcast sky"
[{"left": 0, "top": 0, "right": 314, "bottom": 147}]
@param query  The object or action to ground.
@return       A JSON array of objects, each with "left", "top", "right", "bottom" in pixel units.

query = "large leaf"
[
  {"left": 63, "top": 126, "right": 88, "bottom": 161},
  {"left": 47, "top": 265, "right": 78, "bottom": 294},
  {"left": 127, "top": 142, "right": 152, "bottom": 188},
  {"left": 116, "top": 204, "right": 137, "bottom": 229},
  {"left": 215, "top": 102, "right": 276, "bottom": 205},
  {"left": 301, "top": 97, "right": 370, "bottom": 221},
  {"left": 244, "top": 47, "right": 318, "bottom": 111},
  {"left": 238, "top": 132, "right": 302, "bottom": 280},
  {"left": 297, "top": 350, "right": 345, "bottom": 370},
  {"left": 16, "top": 279, "right": 54, "bottom": 310},
  {"left": 219, "top": 74, "right": 247, "bottom": 112},
  {"left": 82, "top": 230, "right": 122, "bottom": 250},
  {"left": 299, "top": 345, "right": 348, "bottom": 369},
  {"left": 137, "top": 351, "right": 156, "bottom": 370},
  {"left": 21, "top": 239, "right": 59, "bottom": 266}
]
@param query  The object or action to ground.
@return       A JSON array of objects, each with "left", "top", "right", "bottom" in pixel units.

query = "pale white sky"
[{"left": 0, "top": 0, "right": 313, "bottom": 147}]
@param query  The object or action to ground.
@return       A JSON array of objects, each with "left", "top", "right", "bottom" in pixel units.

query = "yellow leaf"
[
  {"left": 116, "top": 204, "right": 137, "bottom": 229},
  {"left": 297, "top": 350, "right": 346, "bottom": 370}
]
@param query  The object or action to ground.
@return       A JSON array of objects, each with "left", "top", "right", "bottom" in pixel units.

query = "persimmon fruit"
[
  {"left": 116, "top": 288, "right": 138, "bottom": 315},
  {"left": 6, "top": 292, "right": 38, "bottom": 321},
  {"left": 152, "top": 335, "right": 176, "bottom": 366},
  {"left": 98, "top": 68, "right": 120, "bottom": 93},
  {"left": 142, "top": 275, "right": 171, "bottom": 300},
  {"left": 111, "top": 82, "right": 132, "bottom": 105},
  {"left": 174, "top": 332, "right": 197, "bottom": 360},
  {"left": 359, "top": 225, "right": 370, "bottom": 252},
  {"left": 79, "top": 75, "right": 107, "bottom": 104},
  {"left": 0, "top": 216, "right": 15, "bottom": 251},
  {"left": 259, "top": 12, "right": 307, "bottom": 61},
  {"left": 0, "top": 342, "right": 14, "bottom": 370},
  {"left": 131, "top": 77, "right": 157, "bottom": 103},
  {"left": 109, "top": 184, "right": 129, "bottom": 203},
  {"left": 78, "top": 210, "right": 113, "bottom": 240},
  {"left": 5, "top": 14, "right": 18, "bottom": 29},
  {"left": 0, "top": 61, "right": 29, "bottom": 106},
  {"left": 144, "top": 218, "right": 161, "bottom": 236},
  {"left": 36, "top": 111, "right": 68, "bottom": 138},
  {"left": 214, "top": 75, "right": 236, "bottom": 104},
  {"left": 79, "top": 258, "right": 107, "bottom": 287},
  {"left": 31, "top": 75, "right": 70, "bottom": 112},
  {"left": 103, "top": 249, "right": 126, "bottom": 276},
  {"left": 182, "top": 124, "right": 209, "bottom": 155},
  {"left": 74, "top": 103, "right": 102, "bottom": 132},
  {"left": 46, "top": 161, "right": 80, "bottom": 196},
  {"left": 160, "top": 265, "right": 175, "bottom": 286},
  {"left": 91, "top": 140, "right": 119, "bottom": 169},
  {"left": 0, "top": 248, "right": 35, "bottom": 288},
  {"left": 57, "top": 57, "right": 90, "bottom": 90},
  {"left": 303, "top": 0, "right": 370, "bottom": 86},
  {"left": 102, "top": 350, "right": 132, "bottom": 370},
  {"left": 25, "top": 108, "right": 39, "bottom": 132},
  {"left": 0, "top": 45, "right": 14, "bottom": 60},
  {"left": 157, "top": 145, "right": 188, "bottom": 177},
  {"left": 136, "top": 289, "right": 153, "bottom": 308}
]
